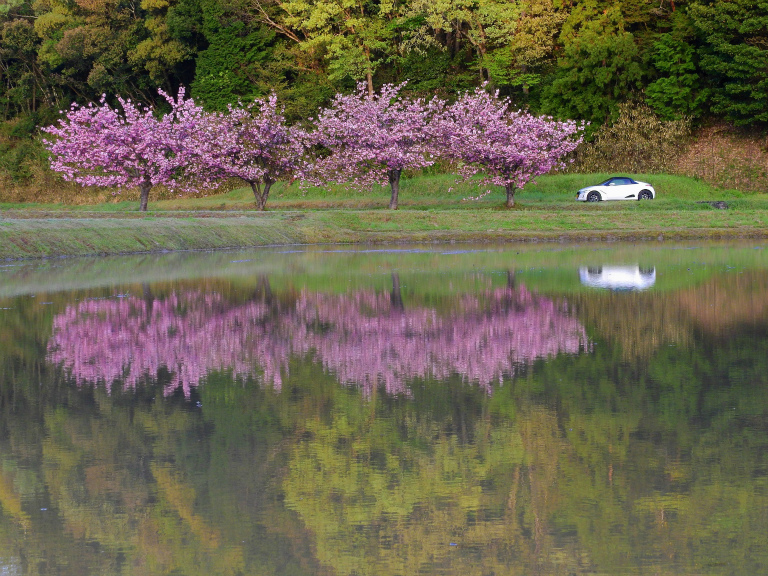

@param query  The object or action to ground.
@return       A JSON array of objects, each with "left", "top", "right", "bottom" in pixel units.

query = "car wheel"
[
  {"left": 638, "top": 190, "right": 653, "bottom": 200},
  {"left": 587, "top": 191, "right": 601, "bottom": 202}
]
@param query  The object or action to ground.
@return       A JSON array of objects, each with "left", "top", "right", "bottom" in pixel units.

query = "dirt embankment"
[{"left": 675, "top": 124, "right": 768, "bottom": 193}]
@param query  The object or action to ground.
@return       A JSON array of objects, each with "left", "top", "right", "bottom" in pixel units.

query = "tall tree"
[
  {"left": 32, "top": 0, "right": 155, "bottom": 100},
  {"left": 42, "top": 88, "right": 205, "bottom": 211},
  {"left": 540, "top": 6, "right": 645, "bottom": 123},
  {"left": 484, "top": 0, "right": 566, "bottom": 94},
  {"left": 190, "top": 93, "right": 309, "bottom": 210},
  {"left": 688, "top": 0, "right": 768, "bottom": 125},
  {"left": 434, "top": 86, "right": 584, "bottom": 207},
  {"left": 254, "top": 0, "right": 396, "bottom": 95},
  {"left": 645, "top": 29, "right": 707, "bottom": 121},
  {"left": 0, "top": 19, "right": 49, "bottom": 118},
  {"left": 130, "top": 0, "right": 192, "bottom": 88},
  {"left": 400, "top": 0, "right": 523, "bottom": 83},
  {"left": 312, "top": 82, "right": 438, "bottom": 209}
]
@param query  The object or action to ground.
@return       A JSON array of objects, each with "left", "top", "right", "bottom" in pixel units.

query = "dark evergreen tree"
[{"left": 689, "top": 0, "right": 768, "bottom": 125}]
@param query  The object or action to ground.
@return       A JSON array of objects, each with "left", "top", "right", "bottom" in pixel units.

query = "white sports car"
[{"left": 576, "top": 177, "right": 655, "bottom": 202}]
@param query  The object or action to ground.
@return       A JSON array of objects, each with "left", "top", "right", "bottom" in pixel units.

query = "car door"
[
  {"left": 608, "top": 177, "right": 637, "bottom": 200},
  {"left": 602, "top": 178, "right": 623, "bottom": 200},
  {"left": 620, "top": 178, "right": 641, "bottom": 199}
]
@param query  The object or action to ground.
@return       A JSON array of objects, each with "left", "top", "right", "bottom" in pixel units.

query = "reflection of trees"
[
  {"left": 675, "top": 270, "right": 768, "bottom": 335},
  {"left": 47, "top": 291, "right": 290, "bottom": 396},
  {"left": 281, "top": 384, "right": 582, "bottom": 576},
  {"left": 294, "top": 283, "right": 589, "bottom": 394},
  {"left": 572, "top": 270, "right": 768, "bottom": 358},
  {"left": 2, "top": 378, "right": 329, "bottom": 576},
  {"left": 47, "top": 283, "right": 590, "bottom": 396},
  {"left": 281, "top": 341, "right": 768, "bottom": 576},
  {"left": 520, "top": 333, "right": 768, "bottom": 574},
  {"left": 39, "top": 394, "right": 246, "bottom": 575},
  {"left": 3, "top": 269, "right": 768, "bottom": 575}
]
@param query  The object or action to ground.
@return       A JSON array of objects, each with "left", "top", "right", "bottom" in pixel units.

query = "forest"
[{"left": 1, "top": 0, "right": 767, "bottom": 191}]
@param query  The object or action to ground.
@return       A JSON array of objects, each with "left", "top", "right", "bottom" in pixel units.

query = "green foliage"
[
  {"left": 485, "top": 0, "right": 565, "bottom": 94},
  {"left": 540, "top": 7, "right": 646, "bottom": 123},
  {"left": 0, "top": 17, "right": 42, "bottom": 119},
  {"left": 688, "top": 0, "right": 768, "bottom": 125},
  {"left": 276, "top": 0, "right": 396, "bottom": 89},
  {"left": 191, "top": 22, "right": 277, "bottom": 110},
  {"left": 0, "top": 114, "right": 54, "bottom": 183},
  {"left": 4, "top": 0, "right": 768, "bottom": 200},
  {"left": 645, "top": 30, "right": 707, "bottom": 120},
  {"left": 391, "top": 48, "right": 475, "bottom": 95},
  {"left": 0, "top": 137, "right": 40, "bottom": 182}
]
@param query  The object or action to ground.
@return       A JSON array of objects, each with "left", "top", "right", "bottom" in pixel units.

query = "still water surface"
[{"left": 1, "top": 242, "right": 767, "bottom": 575}]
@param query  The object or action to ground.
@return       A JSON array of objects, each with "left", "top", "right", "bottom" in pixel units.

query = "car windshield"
[{"left": 600, "top": 177, "right": 635, "bottom": 185}]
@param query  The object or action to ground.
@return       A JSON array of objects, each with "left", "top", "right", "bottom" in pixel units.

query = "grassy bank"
[{"left": 2, "top": 173, "right": 767, "bottom": 260}]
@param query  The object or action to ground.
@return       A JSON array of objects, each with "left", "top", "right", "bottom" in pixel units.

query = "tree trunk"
[
  {"left": 388, "top": 168, "right": 402, "bottom": 210},
  {"left": 142, "top": 283, "right": 154, "bottom": 315},
  {"left": 139, "top": 181, "right": 151, "bottom": 212},
  {"left": 505, "top": 184, "right": 516, "bottom": 208},
  {"left": 250, "top": 179, "right": 273, "bottom": 211},
  {"left": 262, "top": 179, "right": 273, "bottom": 210},
  {"left": 502, "top": 270, "right": 516, "bottom": 310},
  {"left": 507, "top": 270, "right": 516, "bottom": 290},
  {"left": 255, "top": 275, "right": 273, "bottom": 304},
  {"left": 454, "top": 21, "right": 461, "bottom": 54},
  {"left": 364, "top": 46, "right": 374, "bottom": 97},
  {"left": 521, "top": 65, "right": 529, "bottom": 95},
  {"left": 390, "top": 273, "right": 404, "bottom": 311}
]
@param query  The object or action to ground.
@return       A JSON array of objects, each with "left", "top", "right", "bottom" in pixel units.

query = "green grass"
[
  {"left": 2, "top": 172, "right": 746, "bottom": 212},
  {"left": 1, "top": 173, "right": 767, "bottom": 260}
]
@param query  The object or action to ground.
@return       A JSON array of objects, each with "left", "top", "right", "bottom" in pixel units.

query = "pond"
[{"left": 1, "top": 241, "right": 767, "bottom": 575}]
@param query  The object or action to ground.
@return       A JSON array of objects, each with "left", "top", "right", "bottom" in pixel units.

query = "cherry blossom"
[
  {"left": 311, "top": 83, "right": 440, "bottom": 209},
  {"left": 188, "top": 94, "right": 310, "bottom": 210},
  {"left": 43, "top": 88, "right": 206, "bottom": 211},
  {"left": 433, "top": 86, "right": 586, "bottom": 207}
]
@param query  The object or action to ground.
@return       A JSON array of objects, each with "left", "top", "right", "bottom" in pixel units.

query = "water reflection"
[
  {"left": 579, "top": 265, "right": 656, "bottom": 291},
  {"left": 2, "top": 244, "right": 768, "bottom": 576},
  {"left": 47, "top": 277, "right": 590, "bottom": 396}
]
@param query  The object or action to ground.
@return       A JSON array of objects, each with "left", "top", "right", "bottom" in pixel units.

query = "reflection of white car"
[
  {"left": 579, "top": 265, "right": 656, "bottom": 291},
  {"left": 576, "top": 177, "right": 655, "bottom": 202}
]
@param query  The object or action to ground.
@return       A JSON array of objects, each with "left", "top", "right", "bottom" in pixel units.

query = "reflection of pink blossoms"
[
  {"left": 292, "top": 287, "right": 589, "bottom": 394},
  {"left": 47, "top": 293, "right": 294, "bottom": 397},
  {"left": 48, "top": 286, "right": 589, "bottom": 397}
]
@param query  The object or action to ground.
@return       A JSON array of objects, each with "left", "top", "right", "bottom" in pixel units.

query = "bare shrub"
[
  {"left": 674, "top": 123, "right": 768, "bottom": 193},
  {"left": 569, "top": 101, "right": 691, "bottom": 174}
]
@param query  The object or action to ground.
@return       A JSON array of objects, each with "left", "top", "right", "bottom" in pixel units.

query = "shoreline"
[{"left": 2, "top": 212, "right": 768, "bottom": 261}]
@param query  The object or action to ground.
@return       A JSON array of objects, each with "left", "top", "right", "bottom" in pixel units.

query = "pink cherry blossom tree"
[
  {"left": 311, "top": 83, "right": 439, "bottom": 210},
  {"left": 190, "top": 94, "right": 309, "bottom": 211},
  {"left": 435, "top": 86, "right": 586, "bottom": 207},
  {"left": 43, "top": 88, "right": 206, "bottom": 212}
]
